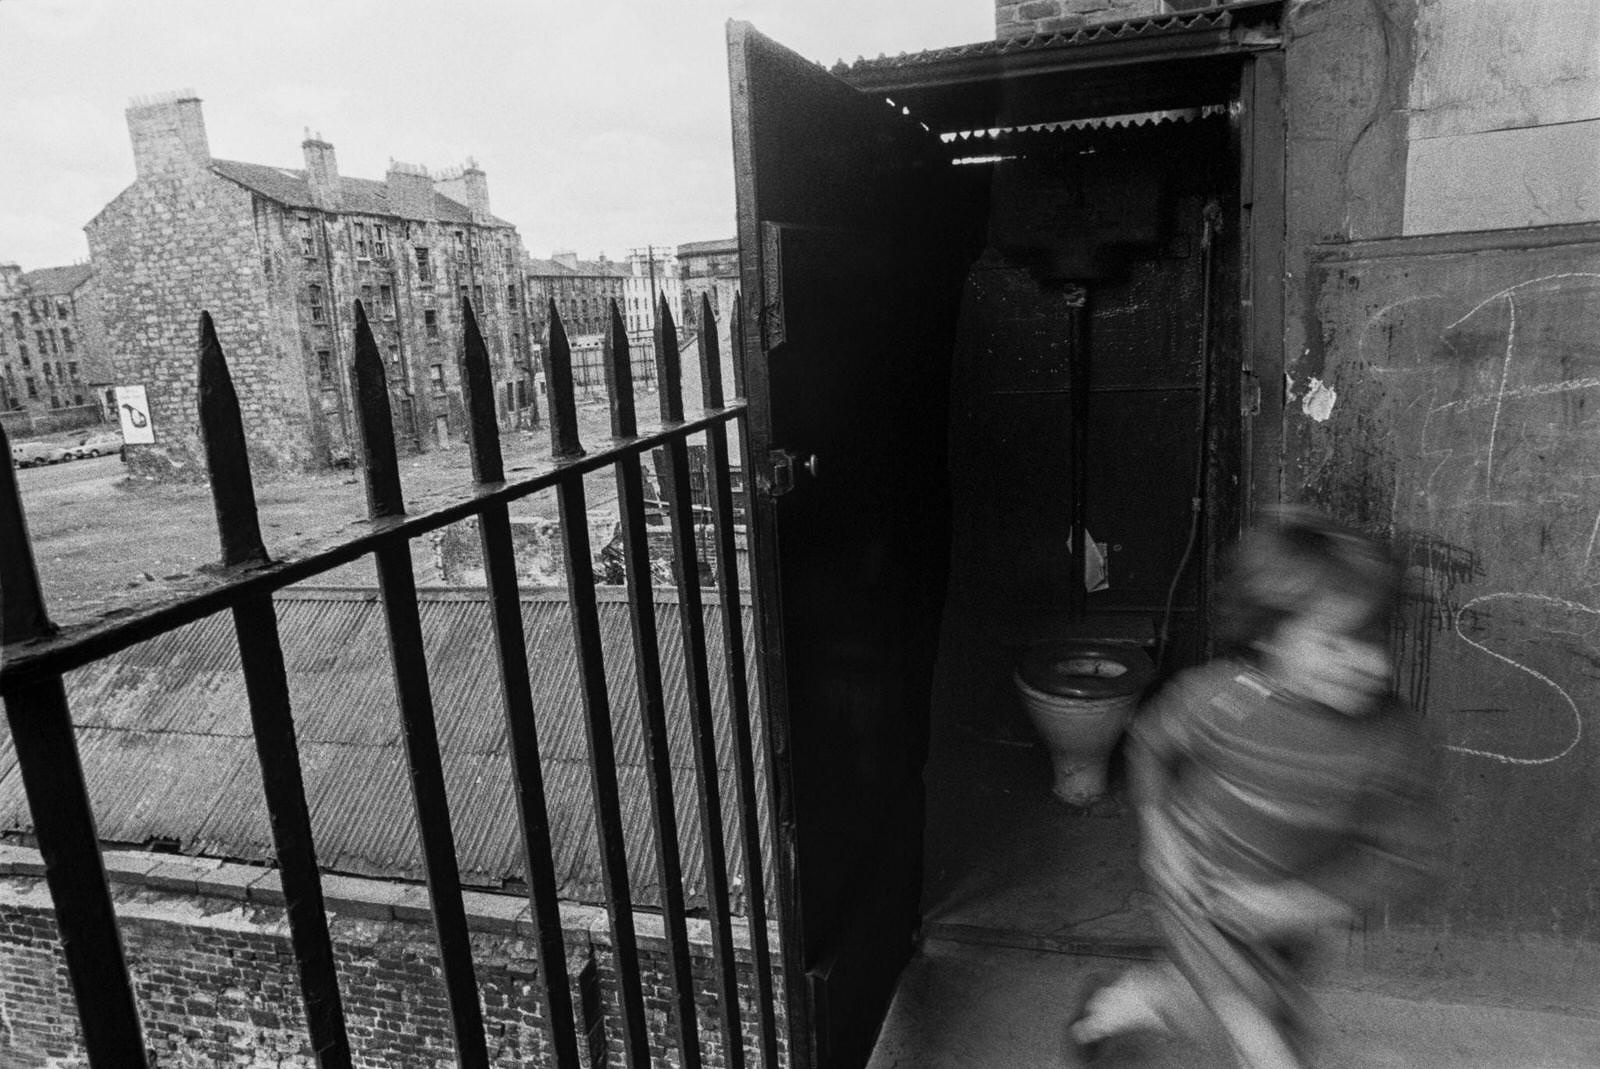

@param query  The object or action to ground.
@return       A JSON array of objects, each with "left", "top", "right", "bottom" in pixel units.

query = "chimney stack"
[
  {"left": 302, "top": 130, "right": 341, "bottom": 210},
  {"left": 436, "top": 158, "right": 492, "bottom": 223},
  {"left": 126, "top": 91, "right": 210, "bottom": 179},
  {"left": 385, "top": 160, "right": 435, "bottom": 220}
]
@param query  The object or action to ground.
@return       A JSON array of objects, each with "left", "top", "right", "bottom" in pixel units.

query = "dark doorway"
[
  {"left": 926, "top": 111, "right": 1241, "bottom": 955},
  {"left": 733, "top": 8, "right": 1283, "bottom": 1066}
]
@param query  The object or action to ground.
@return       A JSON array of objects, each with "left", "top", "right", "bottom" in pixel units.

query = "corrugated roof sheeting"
[
  {"left": 0, "top": 587, "right": 771, "bottom": 912},
  {"left": 833, "top": 7, "right": 1234, "bottom": 76}
]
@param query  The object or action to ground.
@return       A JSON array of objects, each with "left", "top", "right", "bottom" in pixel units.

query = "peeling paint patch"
[{"left": 1302, "top": 376, "right": 1337, "bottom": 421}]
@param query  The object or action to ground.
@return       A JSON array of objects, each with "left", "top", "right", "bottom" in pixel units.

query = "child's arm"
[
  {"left": 1127, "top": 679, "right": 1201, "bottom": 893},
  {"left": 1209, "top": 877, "right": 1353, "bottom": 939}
]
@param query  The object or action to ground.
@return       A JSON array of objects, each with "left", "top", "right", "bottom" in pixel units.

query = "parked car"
[
  {"left": 10, "top": 440, "right": 70, "bottom": 467},
  {"left": 67, "top": 432, "right": 125, "bottom": 460}
]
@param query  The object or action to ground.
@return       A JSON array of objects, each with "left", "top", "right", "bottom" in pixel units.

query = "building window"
[
  {"left": 42, "top": 363, "right": 52, "bottom": 380},
  {"left": 317, "top": 349, "right": 334, "bottom": 387},
  {"left": 35, "top": 330, "right": 47, "bottom": 352},
  {"left": 473, "top": 284, "right": 483, "bottom": 309},
  {"left": 379, "top": 283, "right": 394, "bottom": 318},
  {"left": 512, "top": 331, "right": 521, "bottom": 358},
  {"left": 25, "top": 377, "right": 37, "bottom": 399},
  {"left": 11, "top": 312, "right": 23, "bottom": 338},
  {"left": 299, "top": 215, "right": 316, "bottom": 257},
  {"left": 469, "top": 235, "right": 480, "bottom": 263},
  {"left": 388, "top": 343, "right": 400, "bottom": 365},
  {"left": 19, "top": 347, "right": 29, "bottom": 368},
  {"left": 309, "top": 284, "right": 325, "bottom": 323},
  {"left": 424, "top": 308, "right": 439, "bottom": 338},
  {"left": 458, "top": 284, "right": 468, "bottom": 307},
  {"left": 453, "top": 231, "right": 466, "bottom": 263},
  {"left": 57, "top": 302, "right": 69, "bottom": 321},
  {"left": 373, "top": 225, "right": 387, "bottom": 258},
  {"left": 507, "top": 284, "right": 517, "bottom": 309},
  {"left": 361, "top": 284, "right": 374, "bottom": 313},
  {"left": 61, "top": 328, "right": 73, "bottom": 351},
  {"left": 73, "top": 392, "right": 84, "bottom": 406},
  {"left": 67, "top": 361, "right": 79, "bottom": 380},
  {"left": 28, "top": 300, "right": 39, "bottom": 324},
  {"left": 353, "top": 222, "right": 369, "bottom": 259},
  {"left": 416, "top": 246, "right": 432, "bottom": 283},
  {"left": 429, "top": 363, "right": 445, "bottom": 391}
]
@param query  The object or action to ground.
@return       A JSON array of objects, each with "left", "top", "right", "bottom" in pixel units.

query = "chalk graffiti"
[
  {"left": 1448, "top": 592, "right": 1591, "bottom": 765},
  {"left": 1342, "top": 270, "right": 1600, "bottom": 765}
]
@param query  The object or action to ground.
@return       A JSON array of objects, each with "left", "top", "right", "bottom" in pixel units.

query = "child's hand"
[{"left": 1212, "top": 879, "right": 1352, "bottom": 938}]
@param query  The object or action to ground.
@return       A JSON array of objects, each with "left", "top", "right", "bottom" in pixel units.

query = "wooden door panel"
[{"left": 729, "top": 22, "right": 972, "bottom": 1069}]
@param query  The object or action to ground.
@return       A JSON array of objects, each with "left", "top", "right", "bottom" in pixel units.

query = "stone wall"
[
  {"left": 0, "top": 845, "right": 784, "bottom": 1068},
  {"left": 87, "top": 174, "right": 301, "bottom": 480}
]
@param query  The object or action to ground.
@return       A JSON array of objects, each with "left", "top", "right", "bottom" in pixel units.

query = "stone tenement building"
[
  {"left": 524, "top": 249, "right": 631, "bottom": 344},
  {"left": 677, "top": 236, "right": 739, "bottom": 341},
  {"left": 86, "top": 92, "right": 536, "bottom": 476},
  {"left": 524, "top": 247, "right": 683, "bottom": 357},
  {"left": 0, "top": 262, "right": 114, "bottom": 434}
]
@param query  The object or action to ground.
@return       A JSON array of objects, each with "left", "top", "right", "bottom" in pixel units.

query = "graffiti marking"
[{"left": 1449, "top": 592, "right": 1589, "bottom": 765}]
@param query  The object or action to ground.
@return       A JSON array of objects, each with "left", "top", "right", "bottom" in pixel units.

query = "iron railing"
[{"left": 0, "top": 293, "right": 780, "bottom": 1069}]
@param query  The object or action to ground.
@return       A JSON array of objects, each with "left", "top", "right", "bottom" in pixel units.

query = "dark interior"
[{"left": 924, "top": 111, "right": 1239, "bottom": 949}]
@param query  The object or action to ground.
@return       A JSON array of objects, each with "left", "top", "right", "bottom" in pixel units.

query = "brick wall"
[
  {"left": 0, "top": 847, "right": 785, "bottom": 1068},
  {"left": 995, "top": 0, "right": 1187, "bottom": 39}
]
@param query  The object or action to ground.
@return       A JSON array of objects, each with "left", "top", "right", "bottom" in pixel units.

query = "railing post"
[
  {"left": 603, "top": 299, "right": 704, "bottom": 1069},
  {"left": 459, "top": 297, "right": 583, "bottom": 1069},
  {"left": 197, "top": 311, "right": 352, "bottom": 1068},
  {"left": 654, "top": 296, "right": 745, "bottom": 1069},
  {"left": 351, "top": 300, "right": 489, "bottom": 1068},
  {"left": 0, "top": 420, "right": 150, "bottom": 1067},
  {"left": 700, "top": 294, "right": 780, "bottom": 1069},
  {"left": 541, "top": 306, "right": 653, "bottom": 1068}
]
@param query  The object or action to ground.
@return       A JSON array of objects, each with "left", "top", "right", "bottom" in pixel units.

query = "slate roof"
[
  {"left": 677, "top": 238, "right": 738, "bottom": 257},
  {"left": 0, "top": 587, "right": 770, "bottom": 911},
  {"left": 209, "top": 159, "right": 516, "bottom": 229},
  {"left": 21, "top": 263, "right": 93, "bottom": 295},
  {"left": 526, "top": 256, "right": 631, "bottom": 279}
]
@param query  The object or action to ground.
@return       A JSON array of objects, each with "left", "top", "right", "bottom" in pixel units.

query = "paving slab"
[{"left": 868, "top": 938, "right": 1600, "bottom": 1069}]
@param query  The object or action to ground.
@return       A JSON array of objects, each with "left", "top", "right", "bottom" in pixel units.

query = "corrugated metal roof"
[
  {"left": 0, "top": 587, "right": 770, "bottom": 910},
  {"left": 831, "top": 6, "right": 1240, "bottom": 77},
  {"left": 209, "top": 159, "right": 515, "bottom": 228}
]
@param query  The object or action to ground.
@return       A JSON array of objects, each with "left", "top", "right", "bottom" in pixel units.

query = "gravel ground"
[{"left": 10, "top": 393, "right": 642, "bottom": 631}]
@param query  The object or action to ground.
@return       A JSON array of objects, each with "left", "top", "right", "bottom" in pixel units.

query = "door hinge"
[
  {"left": 759, "top": 448, "right": 816, "bottom": 498},
  {"left": 1242, "top": 372, "right": 1261, "bottom": 417}
]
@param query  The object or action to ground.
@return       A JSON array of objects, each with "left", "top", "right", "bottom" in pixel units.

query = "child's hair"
[{"left": 1213, "top": 507, "right": 1403, "bottom": 660}]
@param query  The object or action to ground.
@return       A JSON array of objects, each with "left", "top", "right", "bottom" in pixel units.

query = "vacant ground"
[{"left": 9, "top": 392, "right": 651, "bottom": 631}]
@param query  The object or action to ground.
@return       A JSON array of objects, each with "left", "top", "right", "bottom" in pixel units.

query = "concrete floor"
[{"left": 873, "top": 604, "right": 1600, "bottom": 1067}]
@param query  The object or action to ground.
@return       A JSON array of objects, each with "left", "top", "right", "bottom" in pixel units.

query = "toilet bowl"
[{"left": 1012, "top": 640, "right": 1155, "bottom": 807}]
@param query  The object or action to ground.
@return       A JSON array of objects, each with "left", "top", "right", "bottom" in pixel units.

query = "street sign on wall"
[{"left": 115, "top": 385, "right": 154, "bottom": 444}]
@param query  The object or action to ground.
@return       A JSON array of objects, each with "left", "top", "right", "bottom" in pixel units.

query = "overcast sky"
[{"left": 0, "top": 0, "right": 993, "bottom": 269}]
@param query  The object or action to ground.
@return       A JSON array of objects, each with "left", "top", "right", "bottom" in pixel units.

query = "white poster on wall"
[{"left": 115, "top": 385, "right": 155, "bottom": 444}]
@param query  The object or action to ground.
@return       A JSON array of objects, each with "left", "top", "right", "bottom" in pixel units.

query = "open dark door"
[{"left": 728, "top": 22, "right": 976, "bottom": 1069}]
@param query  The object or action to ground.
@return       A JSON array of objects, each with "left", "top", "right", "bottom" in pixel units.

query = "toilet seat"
[{"left": 1017, "top": 640, "right": 1154, "bottom": 701}]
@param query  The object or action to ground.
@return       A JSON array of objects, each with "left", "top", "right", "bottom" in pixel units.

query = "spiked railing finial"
[
  {"left": 197, "top": 311, "right": 270, "bottom": 569},
  {"left": 459, "top": 297, "right": 504, "bottom": 484},
  {"left": 350, "top": 300, "right": 404, "bottom": 519}
]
